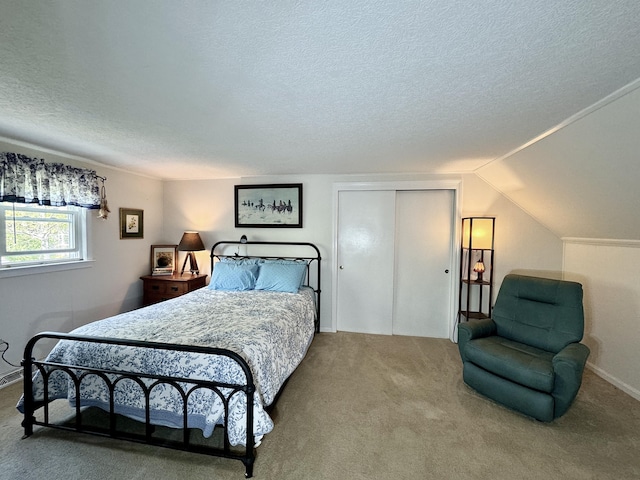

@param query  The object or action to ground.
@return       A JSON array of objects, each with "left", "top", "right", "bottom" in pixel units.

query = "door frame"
[{"left": 332, "top": 179, "right": 462, "bottom": 342}]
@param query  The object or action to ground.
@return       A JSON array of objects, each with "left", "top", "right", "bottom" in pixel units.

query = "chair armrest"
[
  {"left": 457, "top": 318, "right": 496, "bottom": 362},
  {"left": 553, "top": 343, "right": 590, "bottom": 369},
  {"left": 552, "top": 343, "right": 590, "bottom": 418}
]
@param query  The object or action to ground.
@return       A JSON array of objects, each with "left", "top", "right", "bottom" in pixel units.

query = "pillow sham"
[
  {"left": 219, "top": 257, "right": 261, "bottom": 265},
  {"left": 209, "top": 263, "right": 259, "bottom": 291},
  {"left": 254, "top": 262, "right": 307, "bottom": 293},
  {"left": 259, "top": 258, "right": 308, "bottom": 265}
]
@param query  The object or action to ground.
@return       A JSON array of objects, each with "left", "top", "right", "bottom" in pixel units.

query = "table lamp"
[{"left": 178, "top": 231, "right": 205, "bottom": 275}]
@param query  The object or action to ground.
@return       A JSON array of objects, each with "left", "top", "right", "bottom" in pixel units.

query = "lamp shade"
[
  {"left": 178, "top": 231, "right": 205, "bottom": 252},
  {"left": 462, "top": 217, "right": 494, "bottom": 250}
]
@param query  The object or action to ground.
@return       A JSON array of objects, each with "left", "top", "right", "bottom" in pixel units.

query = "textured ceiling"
[{"left": 1, "top": 1, "right": 640, "bottom": 180}]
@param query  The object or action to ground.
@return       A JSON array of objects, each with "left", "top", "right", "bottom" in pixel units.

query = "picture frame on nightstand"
[{"left": 150, "top": 244, "right": 178, "bottom": 275}]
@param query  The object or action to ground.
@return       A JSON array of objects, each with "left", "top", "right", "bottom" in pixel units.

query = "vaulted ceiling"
[{"left": 2, "top": 1, "right": 640, "bottom": 238}]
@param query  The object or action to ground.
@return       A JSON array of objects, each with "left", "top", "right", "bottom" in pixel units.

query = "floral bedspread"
[{"left": 17, "top": 287, "right": 316, "bottom": 446}]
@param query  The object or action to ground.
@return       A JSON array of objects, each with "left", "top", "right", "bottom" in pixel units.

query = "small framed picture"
[
  {"left": 150, "top": 245, "right": 177, "bottom": 275},
  {"left": 119, "top": 208, "right": 144, "bottom": 239},
  {"left": 234, "top": 183, "right": 303, "bottom": 228}
]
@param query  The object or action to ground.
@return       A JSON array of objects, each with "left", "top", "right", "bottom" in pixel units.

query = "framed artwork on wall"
[
  {"left": 150, "top": 245, "right": 177, "bottom": 275},
  {"left": 234, "top": 183, "right": 303, "bottom": 228},
  {"left": 119, "top": 208, "right": 144, "bottom": 239}
]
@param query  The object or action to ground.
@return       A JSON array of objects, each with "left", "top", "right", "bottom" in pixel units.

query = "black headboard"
[{"left": 210, "top": 241, "right": 321, "bottom": 332}]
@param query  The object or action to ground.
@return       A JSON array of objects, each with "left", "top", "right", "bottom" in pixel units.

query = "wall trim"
[
  {"left": 587, "top": 362, "right": 640, "bottom": 402},
  {"left": 477, "top": 77, "right": 640, "bottom": 172},
  {"left": 562, "top": 237, "right": 640, "bottom": 248},
  {"left": 0, "top": 135, "right": 159, "bottom": 180},
  {"left": 0, "top": 259, "right": 94, "bottom": 279}
]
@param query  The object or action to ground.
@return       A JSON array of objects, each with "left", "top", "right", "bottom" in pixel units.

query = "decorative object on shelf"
[
  {"left": 240, "top": 234, "right": 248, "bottom": 243},
  {"left": 150, "top": 244, "right": 178, "bottom": 275},
  {"left": 178, "top": 231, "right": 205, "bottom": 275},
  {"left": 234, "top": 183, "right": 302, "bottom": 228},
  {"left": 458, "top": 217, "right": 495, "bottom": 322},
  {"left": 119, "top": 208, "right": 144, "bottom": 239},
  {"left": 473, "top": 261, "right": 485, "bottom": 283}
]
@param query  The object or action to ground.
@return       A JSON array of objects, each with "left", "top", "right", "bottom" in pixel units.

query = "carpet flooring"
[{"left": 1, "top": 332, "right": 639, "bottom": 479}]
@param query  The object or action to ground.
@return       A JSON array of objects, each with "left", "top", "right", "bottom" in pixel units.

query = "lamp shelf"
[
  {"left": 459, "top": 311, "right": 490, "bottom": 320},
  {"left": 461, "top": 279, "right": 491, "bottom": 286},
  {"left": 458, "top": 217, "right": 495, "bottom": 323}
]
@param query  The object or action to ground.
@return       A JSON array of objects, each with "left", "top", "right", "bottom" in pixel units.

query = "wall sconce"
[{"left": 178, "top": 231, "right": 205, "bottom": 275}]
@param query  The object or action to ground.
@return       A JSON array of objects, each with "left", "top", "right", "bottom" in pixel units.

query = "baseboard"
[
  {"left": 587, "top": 362, "right": 640, "bottom": 402},
  {"left": 319, "top": 327, "right": 336, "bottom": 333}
]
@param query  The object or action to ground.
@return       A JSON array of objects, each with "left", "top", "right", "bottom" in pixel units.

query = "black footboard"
[{"left": 21, "top": 332, "right": 257, "bottom": 478}]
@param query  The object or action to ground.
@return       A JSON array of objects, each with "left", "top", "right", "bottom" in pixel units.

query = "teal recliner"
[{"left": 457, "top": 274, "right": 590, "bottom": 421}]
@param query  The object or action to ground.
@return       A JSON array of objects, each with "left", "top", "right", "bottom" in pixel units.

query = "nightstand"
[{"left": 140, "top": 273, "right": 208, "bottom": 306}]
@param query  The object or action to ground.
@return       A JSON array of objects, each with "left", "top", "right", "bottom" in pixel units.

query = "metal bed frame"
[
  {"left": 210, "top": 240, "right": 321, "bottom": 333},
  {"left": 21, "top": 240, "right": 321, "bottom": 478}
]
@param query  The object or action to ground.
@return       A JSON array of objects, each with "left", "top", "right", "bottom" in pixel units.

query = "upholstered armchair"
[{"left": 457, "top": 274, "right": 590, "bottom": 421}]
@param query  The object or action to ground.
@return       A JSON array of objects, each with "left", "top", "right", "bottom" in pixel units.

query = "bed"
[{"left": 18, "top": 240, "right": 321, "bottom": 478}]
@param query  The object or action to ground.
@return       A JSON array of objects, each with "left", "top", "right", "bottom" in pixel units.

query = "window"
[{"left": 0, "top": 203, "right": 87, "bottom": 268}]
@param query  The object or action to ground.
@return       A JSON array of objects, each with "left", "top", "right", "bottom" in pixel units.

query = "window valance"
[{"left": 0, "top": 152, "right": 103, "bottom": 209}]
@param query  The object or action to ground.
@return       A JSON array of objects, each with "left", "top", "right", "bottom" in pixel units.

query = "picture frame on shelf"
[
  {"left": 234, "top": 183, "right": 303, "bottom": 228},
  {"left": 150, "top": 244, "right": 178, "bottom": 275},
  {"left": 119, "top": 208, "right": 144, "bottom": 239}
]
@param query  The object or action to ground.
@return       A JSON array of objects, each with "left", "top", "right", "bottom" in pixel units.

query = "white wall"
[
  {"left": 163, "top": 175, "right": 336, "bottom": 328},
  {"left": 476, "top": 82, "right": 640, "bottom": 240},
  {"left": 163, "top": 173, "right": 564, "bottom": 332},
  {"left": 0, "top": 142, "right": 164, "bottom": 375},
  {"left": 475, "top": 79, "right": 640, "bottom": 400},
  {"left": 461, "top": 174, "right": 564, "bottom": 294},
  {"left": 0, "top": 155, "right": 566, "bottom": 378},
  {"left": 563, "top": 240, "right": 640, "bottom": 400}
]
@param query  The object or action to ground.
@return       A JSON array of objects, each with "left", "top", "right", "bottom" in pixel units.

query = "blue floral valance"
[{"left": 0, "top": 152, "right": 102, "bottom": 209}]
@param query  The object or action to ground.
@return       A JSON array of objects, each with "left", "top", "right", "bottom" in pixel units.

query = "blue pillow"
[
  {"left": 209, "top": 263, "right": 259, "bottom": 291},
  {"left": 254, "top": 262, "right": 307, "bottom": 293}
]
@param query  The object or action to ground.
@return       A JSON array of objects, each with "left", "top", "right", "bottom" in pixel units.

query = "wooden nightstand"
[{"left": 140, "top": 273, "right": 208, "bottom": 306}]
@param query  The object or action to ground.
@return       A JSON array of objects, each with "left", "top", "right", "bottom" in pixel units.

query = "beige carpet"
[{"left": 1, "top": 332, "right": 639, "bottom": 479}]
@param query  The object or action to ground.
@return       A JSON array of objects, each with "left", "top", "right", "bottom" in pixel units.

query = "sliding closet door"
[
  {"left": 336, "top": 190, "right": 396, "bottom": 334},
  {"left": 392, "top": 189, "right": 453, "bottom": 338},
  {"left": 335, "top": 186, "right": 455, "bottom": 337}
]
